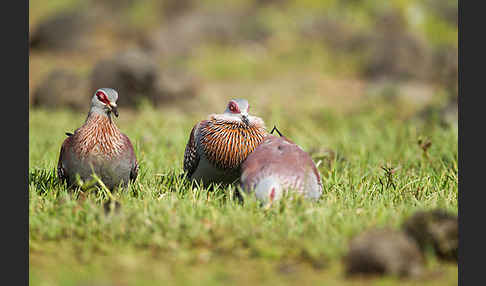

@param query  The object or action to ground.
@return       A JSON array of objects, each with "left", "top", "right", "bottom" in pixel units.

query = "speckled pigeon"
[
  {"left": 57, "top": 88, "right": 139, "bottom": 190},
  {"left": 239, "top": 133, "right": 323, "bottom": 203},
  {"left": 183, "top": 99, "right": 268, "bottom": 185}
]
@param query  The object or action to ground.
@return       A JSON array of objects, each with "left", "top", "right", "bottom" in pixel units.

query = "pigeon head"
[
  {"left": 224, "top": 99, "right": 250, "bottom": 126},
  {"left": 91, "top": 88, "right": 119, "bottom": 117}
]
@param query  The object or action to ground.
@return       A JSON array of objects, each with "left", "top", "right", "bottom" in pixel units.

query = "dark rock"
[
  {"left": 276, "top": 262, "right": 299, "bottom": 275},
  {"left": 30, "top": 11, "right": 93, "bottom": 51},
  {"left": 412, "top": 95, "right": 458, "bottom": 127},
  {"left": 252, "top": 0, "right": 289, "bottom": 7},
  {"left": 429, "top": 45, "right": 458, "bottom": 99},
  {"left": 32, "top": 69, "right": 90, "bottom": 110},
  {"left": 161, "top": 0, "right": 197, "bottom": 20},
  {"left": 299, "top": 9, "right": 432, "bottom": 82},
  {"left": 91, "top": 49, "right": 200, "bottom": 107},
  {"left": 90, "top": 50, "right": 159, "bottom": 107},
  {"left": 93, "top": 0, "right": 137, "bottom": 12},
  {"left": 145, "top": 9, "right": 270, "bottom": 58},
  {"left": 154, "top": 70, "right": 201, "bottom": 104},
  {"left": 403, "top": 209, "right": 458, "bottom": 262},
  {"left": 344, "top": 228, "right": 424, "bottom": 278},
  {"left": 424, "top": 0, "right": 458, "bottom": 26},
  {"left": 299, "top": 16, "right": 368, "bottom": 53},
  {"left": 361, "top": 9, "right": 431, "bottom": 81},
  {"left": 440, "top": 97, "right": 458, "bottom": 126}
]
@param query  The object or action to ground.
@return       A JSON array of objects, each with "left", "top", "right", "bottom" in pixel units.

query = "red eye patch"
[
  {"left": 228, "top": 101, "right": 240, "bottom": 113},
  {"left": 96, "top": 91, "right": 110, "bottom": 105}
]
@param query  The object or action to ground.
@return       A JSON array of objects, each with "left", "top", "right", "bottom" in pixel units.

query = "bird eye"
[
  {"left": 96, "top": 91, "right": 105, "bottom": 100},
  {"left": 96, "top": 91, "right": 109, "bottom": 104}
]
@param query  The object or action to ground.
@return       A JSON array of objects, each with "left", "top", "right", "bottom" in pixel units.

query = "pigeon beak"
[
  {"left": 241, "top": 114, "right": 249, "bottom": 126},
  {"left": 109, "top": 103, "right": 119, "bottom": 117}
]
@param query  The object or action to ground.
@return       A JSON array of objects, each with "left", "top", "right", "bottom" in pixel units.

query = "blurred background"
[{"left": 29, "top": 0, "right": 458, "bottom": 125}]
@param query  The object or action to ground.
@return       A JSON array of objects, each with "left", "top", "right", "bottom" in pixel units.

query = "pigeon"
[
  {"left": 183, "top": 99, "right": 267, "bottom": 185},
  {"left": 57, "top": 88, "right": 139, "bottom": 191},
  {"left": 239, "top": 132, "right": 323, "bottom": 204}
]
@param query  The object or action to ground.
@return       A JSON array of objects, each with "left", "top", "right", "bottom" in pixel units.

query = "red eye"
[
  {"left": 96, "top": 91, "right": 104, "bottom": 100},
  {"left": 96, "top": 91, "right": 109, "bottom": 104}
]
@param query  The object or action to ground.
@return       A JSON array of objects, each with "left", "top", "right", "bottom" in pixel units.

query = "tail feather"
[{"left": 254, "top": 176, "right": 283, "bottom": 203}]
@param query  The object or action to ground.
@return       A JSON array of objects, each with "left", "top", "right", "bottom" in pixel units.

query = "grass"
[
  {"left": 29, "top": 0, "right": 457, "bottom": 283},
  {"left": 29, "top": 93, "right": 457, "bottom": 285}
]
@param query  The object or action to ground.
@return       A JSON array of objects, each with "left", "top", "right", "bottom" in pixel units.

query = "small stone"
[
  {"left": 91, "top": 50, "right": 158, "bottom": 107},
  {"left": 403, "top": 209, "right": 458, "bottom": 262},
  {"left": 344, "top": 228, "right": 424, "bottom": 278},
  {"left": 30, "top": 11, "right": 93, "bottom": 51},
  {"left": 32, "top": 69, "right": 89, "bottom": 110}
]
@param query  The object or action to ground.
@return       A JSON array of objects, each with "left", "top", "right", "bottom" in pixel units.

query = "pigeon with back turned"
[{"left": 239, "top": 130, "right": 323, "bottom": 204}]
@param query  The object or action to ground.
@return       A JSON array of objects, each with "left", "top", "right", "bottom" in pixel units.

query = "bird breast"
[
  {"left": 198, "top": 119, "right": 267, "bottom": 170},
  {"left": 73, "top": 114, "right": 125, "bottom": 159}
]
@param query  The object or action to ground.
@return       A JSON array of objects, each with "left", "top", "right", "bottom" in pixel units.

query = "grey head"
[
  {"left": 223, "top": 99, "right": 250, "bottom": 125},
  {"left": 90, "top": 88, "right": 119, "bottom": 117}
]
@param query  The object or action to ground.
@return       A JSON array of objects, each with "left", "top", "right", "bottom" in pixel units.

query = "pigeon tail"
[{"left": 254, "top": 175, "right": 283, "bottom": 204}]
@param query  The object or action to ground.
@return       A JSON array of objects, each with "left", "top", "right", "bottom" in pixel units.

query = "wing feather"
[
  {"left": 130, "top": 160, "right": 139, "bottom": 182},
  {"left": 121, "top": 133, "right": 139, "bottom": 182},
  {"left": 183, "top": 122, "right": 203, "bottom": 178},
  {"left": 57, "top": 134, "right": 73, "bottom": 184}
]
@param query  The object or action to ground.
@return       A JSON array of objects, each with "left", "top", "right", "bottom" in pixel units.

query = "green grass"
[
  {"left": 29, "top": 95, "right": 457, "bottom": 285},
  {"left": 29, "top": 0, "right": 458, "bottom": 282}
]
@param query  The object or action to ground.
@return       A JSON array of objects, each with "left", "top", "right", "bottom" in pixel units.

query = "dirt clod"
[{"left": 344, "top": 228, "right": 424, "bottom": 278}]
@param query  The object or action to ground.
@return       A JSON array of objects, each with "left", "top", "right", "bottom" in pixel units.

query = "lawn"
[
  {"left": 29, "top": 88, "right": 458, "bottom": 285},
  {"left": 29, "top": 0, "right": 458, "bottom": 283}
]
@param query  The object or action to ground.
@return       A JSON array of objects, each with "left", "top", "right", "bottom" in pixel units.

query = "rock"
[
  {"left": 435, "top": 95, "right": 458, "bottom": 127},
  {"left": 93, "top": 0, "right": 136, "bottom": 12},
  {"left": 161, "top": 0, "right": 197, "bottom": 20},
  {"left": 299, "top": 16, "right": 367, "bottom": 53},
  {"left": 429, "top": 45, "right": 458, "bottom": 100},
  {"left": 144, "top": 9, "right": 270, "bottom": 58},
  {"left": 253, "top": 0, "right": 289, "bottom": 7},
  {"left": 361, "top": 9, "right": 431, "bottom": 81},
  {"left": 91, "top": 49, "right": 200, "bottom": 107},
  {"left": 32, "top": 69, "right": 90, "bottom": 110},
  {"left": 275, "top": 262, "right": 299, "bottom": 275},
  {"left": 412, "top": 96, "right": 458, "bottom": 127},
  {"left": 299, "top": 9, "right": 432, "bottom": 82},
  {"left": 90, "top": 50, "right": 159, "bottom": 107},
  {"left": 344, "top": 228, "right": 424, "bottom": 278},
  {"left": 29, "top": 11, "right": 93, "bottom": 51},
  {"left": 154, "top": 70, "right": 201, "bottom": 104},
  {"left": 424, "top": 0, "right": 458, "bottom": 26},
  {"left": 403, "top": 209, "right": 458, "bottom": 262}
]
